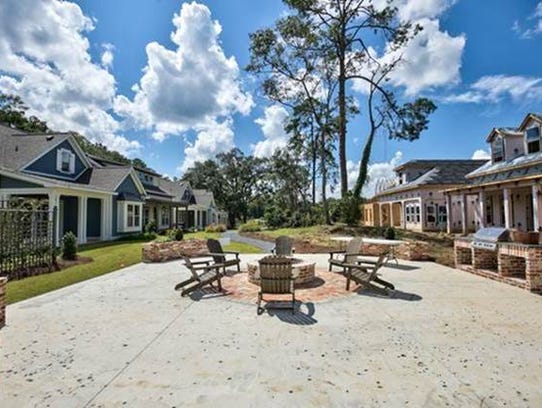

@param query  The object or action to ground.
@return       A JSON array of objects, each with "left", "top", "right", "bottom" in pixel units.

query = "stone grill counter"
[{"left": 454, "top": 238, "right": 542, "bottom": 294}]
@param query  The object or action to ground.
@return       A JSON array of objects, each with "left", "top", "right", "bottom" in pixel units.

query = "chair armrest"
[
  {"left": 341, "top": 262, "right": 370, "bottom": 272},
  {"left": 221, "top": 251, "right": 240, "bottom": 256},
  {"left": 329, "top": 250, "right": 346, "bottom": 255},
  {"left": 190, "top": 262, "right": 227, "bottom": 272}
]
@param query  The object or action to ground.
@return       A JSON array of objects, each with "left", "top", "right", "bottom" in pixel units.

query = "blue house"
[{"left": 0, "top": 124, "right": 219, "bottom": 244}]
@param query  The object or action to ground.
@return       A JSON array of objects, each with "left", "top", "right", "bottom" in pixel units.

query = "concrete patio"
[{"left": 1, "top": 254, "right": 541, "bottom": 407}]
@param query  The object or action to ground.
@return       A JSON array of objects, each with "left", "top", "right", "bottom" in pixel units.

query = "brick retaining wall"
[
  {"left": 142, "top": 240, "right": 208, "bottom": 263},
  {"left": 0, "top": 277, "right": 6, "bottom": 328},
  {"left": 360, "top": 241, "right": 430, "bottom": 261}
]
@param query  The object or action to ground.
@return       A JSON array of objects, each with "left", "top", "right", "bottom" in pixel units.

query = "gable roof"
[
  {"left": 486, "top": 127, "right": 523, "bottom": 143},
  {"left": 376, "top": 160, "right": 488, "bottom": 197},
  {"left": 192, "top": 189, "right": 215, "bottom": 207},
  {"left": 517, "top": 113, "right": 542, "bottom": 132},
  {"left": 0, "top": 124, "right": 74, "bottom": 170}
]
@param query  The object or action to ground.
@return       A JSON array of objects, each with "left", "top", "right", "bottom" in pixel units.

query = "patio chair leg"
[
  {"left": 217, "top": 277, "right": 222, "bottom": 292},
  {"left": 257, "top": 292, "right": 263, "bottom": 315},
  {"left": 292, "top": 293, "right": 295, "bottom": 314}
]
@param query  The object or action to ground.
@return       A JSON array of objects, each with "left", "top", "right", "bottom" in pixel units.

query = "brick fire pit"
[{"left": 247, "top": 258, "right": 316, "bottom": 285}]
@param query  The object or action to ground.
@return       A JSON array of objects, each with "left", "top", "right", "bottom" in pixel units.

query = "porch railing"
[{"left": 0, "top": 201, "right": 57, "bottom": 280}]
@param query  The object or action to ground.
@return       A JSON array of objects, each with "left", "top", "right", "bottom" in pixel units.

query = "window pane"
[{"left": 526, "top": 127, "right": 540, "bottom": 141}]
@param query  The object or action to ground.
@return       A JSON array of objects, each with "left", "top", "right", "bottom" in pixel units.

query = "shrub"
[
  {"left": 384, "top": 227, "right": 396, "bottom": 240},
  {"left": 239, "top": 219, "right": 263, "bottom": 232},
  {"left": 116, "top": 232, "right": 157, "bottom": 242},
  {"left": 205, "top": 223, "right": 227, "bottom": 233},
  {"left": 62, "top": 231, "right": 77, "bottom": 260},
  {"left": 144, "top": 220, "right": 157, "bottom": 234},
  {"left": 168, "top": 228, "right": 184, "bottom": 241}
]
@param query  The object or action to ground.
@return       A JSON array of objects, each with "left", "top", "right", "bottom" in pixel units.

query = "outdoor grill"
[{"left": 471, "top": 227, "right": 510, "bottom": 251}]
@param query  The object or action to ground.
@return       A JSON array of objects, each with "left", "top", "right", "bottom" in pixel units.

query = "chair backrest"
[
  {"left": 367, "top": 252, "right": 389, "bottom": 279},
  {"left": 258, "top": 256, "right": 293, "bottom": 294},
  {"left": 182, "top": 256, "right": 203, "bottom": 280},
  {"left": 275, "top": 235, "right": 293, "bottom": 256},
  {"left": 207, "top": 239, "right": 225, "bottom": 263},
  {"left": 344, "top": 237, "right": 363, "bottom": 263}
]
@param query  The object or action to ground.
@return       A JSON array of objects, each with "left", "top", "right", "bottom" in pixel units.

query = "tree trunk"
[
  {"left": 353, "top": 128, "right": 376, "bottom": 199},
  {"left": 320, "top": 131, "right": 331, "bottom": 225},
  {"left": 311, "top": 139, "right": 317, "bottom": 205},
  {"left": 338, "top": 36, "right": 348, "bottom": 198}
]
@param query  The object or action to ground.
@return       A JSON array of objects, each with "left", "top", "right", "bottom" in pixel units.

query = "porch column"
[
  {"left": 389, "top": 202, "right": 394, "bottom": 227},
  {"left": 48, "top": 192, "right": 60, "bottom": 245},
  {"left": 532, "top": 185, "right": 540, "bottom": 231},
  {"left": 460, "top": 194, "right": 468, "bottom": 235},
  {"left": 478, "top": 191, "right": 486, "bottom": 230},
  {"left": 503, "top": 188, "right": 512, "bottom": 229},
  {"left": 445, "top": 194, "right": 452, "bottom": 234},
  {"left": 78, "top": 196, "right": 88, "bottom": 244},
  {"left": 419, "top": 198, "right": 425, "bottom": 231},
  {"left": 101, "top": 196, "right": 112, "bottom": 240}
]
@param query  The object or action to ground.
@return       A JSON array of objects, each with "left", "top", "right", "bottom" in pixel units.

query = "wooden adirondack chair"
[
  {"left": 271, "top": 235, "right": 295, "bottom": 256},
  {"left": 257, "top": 256, "right": 295, "bottom": 315},
  {"left": 174, "top": 256, "right": 225, "bottom": 297},
  {"left": 328, "top": 237, "right": 365, "bottom": 272},
  {"left": 206, "top": 238, "right": 241, "bottom": 275},
  {"left": 342, "top": 252, "right": 395, "bottom": 294}
]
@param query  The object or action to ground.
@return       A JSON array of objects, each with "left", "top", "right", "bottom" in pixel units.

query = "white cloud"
[
  {"left": 471, "top": 149, "right": 491, "bottom": 160},
  {"left": 351, "top": 1, "right": 465, "bottom": 96},
  {"left": 325, "top": 152, "right": 402, "bottom": 199},
  {"left": 386, "top": 18, "right": 465, "bottom": 95},
  {"left": 0, "top": 0, "right": 140, "bottom": 155},
  {"left": 513, "top": 1, "right": 542, "bottom": 39},
  {"left": 363, "top": 151, "right": 403, "bottom": 198},
  {"left": 395, "top": 0, "right": 456, "bottom": 21},
  {"left": 178, "top": 119, "right": 235, "bottom": 173},
  {"left": 114, "top": 2, "right": 253, "bottom": 141},
  {"left": 101, "top": 43, "right": 114, "bottom": 69},
  {"left": 443, "top": 75, "right": 542, "bottom": 104},
  {"left": 252, "top": 105, "right": 289, "bottom": 158}
]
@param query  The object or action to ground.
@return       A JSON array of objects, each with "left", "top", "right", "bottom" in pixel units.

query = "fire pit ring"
[{"left": 247, "top": 258, "right": 316, "bottom": 285}]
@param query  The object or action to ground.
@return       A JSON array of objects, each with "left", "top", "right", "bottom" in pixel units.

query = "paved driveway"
[{"left": 1, "top": 255, "right": 541, "bottom": 407}]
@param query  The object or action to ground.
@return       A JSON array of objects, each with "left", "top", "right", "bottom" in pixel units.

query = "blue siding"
[
  {"left": 0, "top": 175, "right": 42, "bottom": 189},
  {"left": 112, "top": 197, "right": 118, "bottom": 236},
  {"left": 87, "top": 198, "right": 101, "bottom": 238},
  {"left": 25, "top": 140, "right": 86, "bottom": 180},
  {"left": 116, "top": 175, "right": 143, "bottom": 201}
]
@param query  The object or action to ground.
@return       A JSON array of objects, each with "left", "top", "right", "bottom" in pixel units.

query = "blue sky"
[{"left": 1, "top": 0, "right": 542, "bottom": 195}]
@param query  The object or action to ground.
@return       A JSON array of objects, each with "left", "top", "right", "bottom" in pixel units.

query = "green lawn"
[{"left": 7, "top": 233, "right": 261, "bottom": 304}]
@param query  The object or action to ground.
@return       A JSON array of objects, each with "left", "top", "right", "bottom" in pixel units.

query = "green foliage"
[
  {"left": 168, "top": 228, "right": 184, "bottom": 241},
  {"left": 205, "top": 224, "right": 227, "bottom": 233},
  {"left": 0, "top": 93, "right": 49, "bottom": 133},
  {"left": 385, "top": 227, "right": 396, "bottom": 240},
  {"left": 144, "top": 221, "right": 157, "bottom": 234},
  {"left": 62, "top": 232, "right": 78, "bottom": 260},
  {"left": 239, "top": 220, "right": 263, "bottom": 232},
  {"left": 111, "top": 232, "right": 157, "bottom": 242}
]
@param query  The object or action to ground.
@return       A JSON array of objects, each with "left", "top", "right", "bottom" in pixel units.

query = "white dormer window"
[
  {"left": 492, "top": 137, "right": 504, "bottom": 163},
  {"left": 525, "top": 126, "right": 540, "bottom": 154},
  {"left": 57, "top": 148, "right": 75, "bottom": 174}
]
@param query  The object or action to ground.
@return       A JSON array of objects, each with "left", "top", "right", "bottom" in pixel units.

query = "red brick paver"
[{"left": 220, "top": 268, "right": 355, "bottom": 304}]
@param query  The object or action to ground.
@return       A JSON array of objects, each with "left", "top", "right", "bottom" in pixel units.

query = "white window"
[
  {"left": 161, "top": 206, "right": 170, "bottom": 226},
  {"left": 56, "top": 148, "right": 75, "bottom": 174},
  {"left": 117, "top": 201, "right": 142, "bottom": 233},
  {"left": 525, "top": 126, "right": 540, "bottom": 154},
  {"left": 492, "top": 137, "right": 504, "bottom": 162}
]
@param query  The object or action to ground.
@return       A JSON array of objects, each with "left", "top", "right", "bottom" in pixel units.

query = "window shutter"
[
  {"left": 69, "top": 153, "right": 75, "bottom": 174},
  {"left": 56, "top": 149, "right": 62, "bottom": 172}
]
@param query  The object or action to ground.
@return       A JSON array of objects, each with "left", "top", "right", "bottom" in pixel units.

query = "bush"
[
  {"left": 116, "top": 232, "right": 157, "bottom": 242},
  {"left": 239, "top": 219, "right": 263, "bottom": 232},
  {"left": 205, "top": 223, "right": 227, "bottom": 233},
  {"left": 385, "top": 227, "right": 396, "bottom": 240},
  {"left": 62, "top": 231, "right": 77, "bottom": 260},
  {"left": 144, "top": 221, "right": 157, "bottom": 234},
  {"left": 168, "top": 228, "right": 184, "bottom": 241}
]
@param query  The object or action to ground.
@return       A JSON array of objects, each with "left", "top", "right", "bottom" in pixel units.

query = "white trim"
[
  {"left": 117, "top": 201, "right": 143, "bottom": 233},
  {"left": 113, "top": 169, "right": 147, "bottom": 196},
  {"left": 56, "top": 148, "right": 76, "bottom": 174}
]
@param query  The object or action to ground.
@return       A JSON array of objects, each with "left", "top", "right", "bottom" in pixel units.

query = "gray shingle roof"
[
  {"left": 0, "top": 124, "right": 71, "bottom": 170},
  {"left": 76, "top": 167, "right": 134, "bottom": 191},
  {"left": 192, "top": 189, "right": 215, "bottom": 207},
  {"left": 377, "top": 160, "right": 488, "bottom": 196}
]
